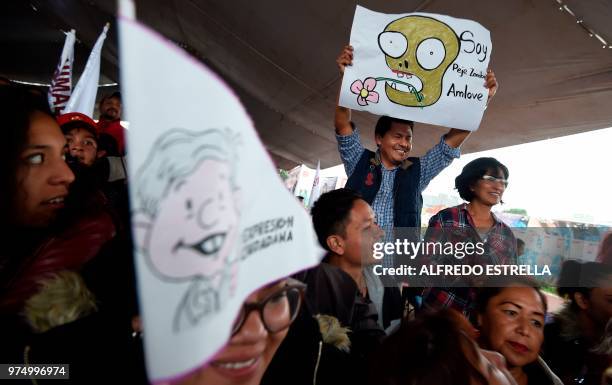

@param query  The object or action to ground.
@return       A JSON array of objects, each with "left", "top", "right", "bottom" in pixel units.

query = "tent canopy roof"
[{"left": 3, "top": 0, "right": 612, "bottom": 169}]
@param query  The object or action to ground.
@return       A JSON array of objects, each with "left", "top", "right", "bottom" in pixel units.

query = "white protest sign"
[
  {"left": 119, "top": 14, "right": 323, "bottom": 382},
  {"left": 340, "top": 6, "right": 492, "bottom": 131}
]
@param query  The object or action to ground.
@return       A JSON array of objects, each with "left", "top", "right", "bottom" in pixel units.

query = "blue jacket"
[{"left": 345, "top": 149, "right": 422, "bottom": 228}]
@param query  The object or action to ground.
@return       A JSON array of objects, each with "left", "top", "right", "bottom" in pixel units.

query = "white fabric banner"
[
  {"left": 339, "top": 6, "right": 492, "bottom": 131},
  {"left": 47, "top": 29, "right": 75, "bottom": 114},
  {"left": 309, "top": 160, "right": 322, "bottom": 208},
  {"left": 119, "top": 15, "right": 323, "bottom": 382},
  {"left": 64, "top": 23, "right": 109, "bottom": 116}
]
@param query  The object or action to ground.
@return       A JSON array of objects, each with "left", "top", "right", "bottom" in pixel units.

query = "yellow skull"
[{"left": 378, "top": 16, "right": 459, "bottom": 107}]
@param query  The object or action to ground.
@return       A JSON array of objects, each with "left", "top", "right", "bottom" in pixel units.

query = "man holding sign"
[
  {"left": 336, "top": 44, "right": 497, "bottom": 232},
  {"left": 335, "top": 9, "right": 497, "bottom": 272}
]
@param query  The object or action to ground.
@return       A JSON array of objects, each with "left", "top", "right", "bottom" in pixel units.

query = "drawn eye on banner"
[{"left": 340, "top": 6, "right": 492, "bottom": 131}]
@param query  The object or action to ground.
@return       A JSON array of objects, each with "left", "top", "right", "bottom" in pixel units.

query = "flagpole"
[{"left": 64, "top": 23, "right": 110, "bottom": 116}]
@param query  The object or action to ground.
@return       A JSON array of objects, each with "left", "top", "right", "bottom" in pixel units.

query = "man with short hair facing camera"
[
  {"left": 334, "top": 45, "right": 498, "bottom": 269},
  {"left": 298, "top": 188, "right": 404, "bottom": 362}
]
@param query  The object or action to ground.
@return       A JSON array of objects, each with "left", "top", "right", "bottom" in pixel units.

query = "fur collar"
[{"left": 314, "top": 314, "right": 351, "bottom": 353}]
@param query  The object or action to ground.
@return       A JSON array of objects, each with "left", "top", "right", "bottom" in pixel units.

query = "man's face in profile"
[{"left": 341, "top": 199, "right": 384, "bottom": 266}]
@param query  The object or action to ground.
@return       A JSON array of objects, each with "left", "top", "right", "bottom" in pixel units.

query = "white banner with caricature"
[
  {"left": 119, "top": 16, "right": 322, "bottom": 382},
  {"left": 340, "top": 6, "right": 492, "bottom": 131}
]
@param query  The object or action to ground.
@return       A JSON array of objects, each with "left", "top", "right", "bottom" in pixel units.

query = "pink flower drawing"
[{"left": 350, "top": 77, "right": 379, "bottom": 106}]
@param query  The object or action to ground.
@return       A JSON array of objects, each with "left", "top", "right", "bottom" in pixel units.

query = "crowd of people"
[{"left": 0, "top": 41, "right": 611, "bottom": 385}]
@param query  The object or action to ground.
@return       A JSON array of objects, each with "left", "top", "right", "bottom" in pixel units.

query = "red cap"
[{"left": 57, "top": 112, "right": 98, "bottom": 135}]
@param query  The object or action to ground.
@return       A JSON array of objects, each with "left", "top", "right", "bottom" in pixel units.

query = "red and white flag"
[
  {"left": 64, "top": 23, "right": 109, "bottom": 116},
  {"left": 47, "top": 29, "right": 75, "bottom": 115}
]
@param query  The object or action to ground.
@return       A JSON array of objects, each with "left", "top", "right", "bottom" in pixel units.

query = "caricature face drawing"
[
  {"left": 134, "top": 128, "right": 240, "bottom": 290},
  {"left": 378, "top": 16, "right": 459, "bottom": 106},
  {"left": 147, "top": 159, "right": 238, "bottom": 282}
]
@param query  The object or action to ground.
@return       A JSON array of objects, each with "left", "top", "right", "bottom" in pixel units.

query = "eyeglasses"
[
  {"left": 481, "top": 175, "right": 508, "bottom": 187},
  {"left": 231, "top": 280, "right": 306, "bottom": 336}
]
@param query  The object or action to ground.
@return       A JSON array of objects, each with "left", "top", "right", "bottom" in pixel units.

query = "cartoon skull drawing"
[{"left": 378, "top": 16, "right": 459, "bottom": 107}]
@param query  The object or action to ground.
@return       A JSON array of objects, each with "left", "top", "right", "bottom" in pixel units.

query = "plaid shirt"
[
  {"left": 422, "top": 204, "right": 518, "bottom": 317},
  {"left": 337, "top": 128, "right": 460, "bottom": 267}
]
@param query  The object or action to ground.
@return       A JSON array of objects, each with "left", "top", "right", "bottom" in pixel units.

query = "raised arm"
[
  {"left": 444, "top": 69, "right": 498, "bottom": 148},
  {"left": 335, "top": 45, "right": 354, "bottom": 136}
]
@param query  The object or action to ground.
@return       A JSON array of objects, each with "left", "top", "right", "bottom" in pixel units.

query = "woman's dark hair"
[
  {"left": 556, "top": 259, "right": 612, "bottom": 311},
  {"left": 368, "top": 309, "right": 488, "bottom": 385},
  {"left": 374, "top": 115, "right": 414, "bottom": 139},
  {"left": 0, "top": 85, "right": 53, "bottom": 228},
  {"left": 0, "top": 86, "right": 54, "bottom": 290},
  {"left": 476, "top": 275, "right": 548, "bottom": 315},
  {"left": 455, "top": 157, "right": 509, "bottom": 202}
]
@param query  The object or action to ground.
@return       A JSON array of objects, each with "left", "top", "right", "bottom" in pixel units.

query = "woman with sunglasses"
[
  {"left": 177, "top": 278, "right": 305, "bottom": 385},
  {"left": 421, "top": 157, "right": 518, "bottom": 320}
]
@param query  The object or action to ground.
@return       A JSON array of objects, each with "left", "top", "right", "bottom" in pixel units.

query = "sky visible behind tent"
[{"left": 424, "top": 126, "right": 612, "bottom": 226}]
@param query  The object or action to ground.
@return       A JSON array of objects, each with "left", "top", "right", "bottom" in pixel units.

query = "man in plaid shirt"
[{"left": 335, "top": 45, "right": 498, "bottom": 269}]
